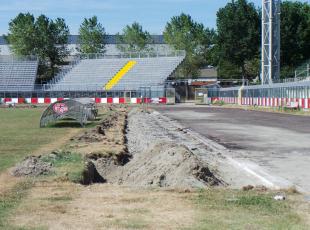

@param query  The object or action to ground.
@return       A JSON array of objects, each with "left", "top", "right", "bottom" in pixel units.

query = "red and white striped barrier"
[
  {"left": 1, "top": 97, "right": 168, "bottom": 105},
  {"left": 211, "top": 97, "right": 310, "bottom": 109}
]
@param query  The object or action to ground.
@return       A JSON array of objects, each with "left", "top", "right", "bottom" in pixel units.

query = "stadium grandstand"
[
  {"left": 0, "top": 34, "right": 186, "bottom": 102},
  {"left": 45, "top": 53, "right": 185, "bottom": 92},
  {"left": 0, "top": 55, "right": 38, "bottom": 91},
  {"left": 0, "top": 48, "right": 185, "bottom": 102}
]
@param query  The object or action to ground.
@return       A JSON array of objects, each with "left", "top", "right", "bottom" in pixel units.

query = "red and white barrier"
[
  {"left": 210, "top": 97, "right": 310, "bottom": 109},
  {"left": 1, "top": 97, "right": 168, "bottom": 105}
]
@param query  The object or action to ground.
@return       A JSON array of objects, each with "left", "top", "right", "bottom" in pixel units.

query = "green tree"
[
  {"left": 164, "top": 13, "right": 215, "bottom": 78},
  {"left": 35, "top": 15, "right": 70, "bottom": 78},
  {"left": 216, "top": 0, "right": 260, "bottom": 80},
  {"left": 78, "top": 16, "right": 106, "bottom": 54},
  {"left": 280, "top": 1, "right": 310, "bottom": 78},
  {"left": 6, "top": 13, "right": 69, "bottom": 80},
  {"left": 117, "top": 22, "right": 153, "bottom": 52},
  {"left": 4, "top": 13, "right": 37, "bottom": 56},
  {"left": 217, "top": 59, "right": 242, "bottom": 80}
]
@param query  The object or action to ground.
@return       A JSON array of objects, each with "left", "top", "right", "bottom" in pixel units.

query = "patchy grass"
[
  {"left": 0, "top": 108, "right": 75, "bottom": 172},
  {"left": 107, "top": 217, "right": 149, "bottom": 229},
  {"left": 45, "top": 195, "right": 73, "bottom": 202},
  {"left": 0, "top": 180, "right": 33, "bottom": 228},
  {"left": 9, "top": 184, "right": 309, "bottom": 230},
  {"left": 189, "top": 189, "right": 308, "bottom": 230},
  {"left": 41, "top": 150, "right": 84, "bottom": 183},
  {"left": 212, "top": 100, "right": 225, "bottom": 106}
]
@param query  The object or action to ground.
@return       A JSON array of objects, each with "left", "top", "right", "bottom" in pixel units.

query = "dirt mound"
[
  {"left": 93, "top": 142, "right": 224, "bottom": 188},
  {"left": 11, "top": 156, "right": 52, "bottom": 177},
  {"left": 75, "top": 108, "right": 126, "bottom": 143}
]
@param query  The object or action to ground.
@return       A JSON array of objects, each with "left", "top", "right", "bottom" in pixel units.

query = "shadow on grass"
[{"left": 44, "top": 120, "right": 99, "bottom": 129}]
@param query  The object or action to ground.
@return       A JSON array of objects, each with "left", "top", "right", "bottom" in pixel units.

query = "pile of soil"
[
  {"left": 75, "top": 108, "right": 126, "bottom": 143},
  {"left": 11, "top": 156, "right": 52, "bottom": 177},
  {"left": 93, "top": 142, "right": 223, "bottom": 188}
]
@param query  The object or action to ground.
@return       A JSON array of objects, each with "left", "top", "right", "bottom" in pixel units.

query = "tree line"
[{"left": 3, "top": 0, "right": 310, "bottom": 82}]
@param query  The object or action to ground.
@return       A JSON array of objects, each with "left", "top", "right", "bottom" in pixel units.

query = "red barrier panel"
[
  {"left": 44, "top": 98, "right": 51, "bottom": 104},
  {"left": 95, "top": 98, "right": 101, "bottom": 103},
  {"left": 159, "top": 97, "right": 167, "bottom": 104},
  {"left": 107, "top": 97, "right": 113, "bottom": 103},
  {"left": 31, "top": 98, "right": 38, "bottom": 104},
  {"left": 119, "top": 98, "right": 125, "bottom": 104},
  {"left": 18, "top": 98, "right": 24, "bottom": 103}
]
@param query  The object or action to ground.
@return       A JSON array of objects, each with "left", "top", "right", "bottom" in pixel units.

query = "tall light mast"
[{"left": 261, "top": 0, "right": 281, "bottom": 84}]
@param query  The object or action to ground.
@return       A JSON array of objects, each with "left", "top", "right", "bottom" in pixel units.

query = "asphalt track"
[{"left": 155, "top": 104, "right": 310, "bottom": 192}]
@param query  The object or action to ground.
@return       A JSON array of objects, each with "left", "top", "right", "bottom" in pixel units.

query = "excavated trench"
[{"left": 80, "top": 108, "right": 226, "bottom": 188}]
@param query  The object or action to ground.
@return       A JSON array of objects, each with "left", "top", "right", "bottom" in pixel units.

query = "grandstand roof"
[{"left": 0, "top": 35, "right": 165, "bottom": 45}]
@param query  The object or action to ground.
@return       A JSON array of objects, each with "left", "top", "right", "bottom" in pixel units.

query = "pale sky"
[{"left": 0, "top": 0, "right": 309, "bottom": 35}]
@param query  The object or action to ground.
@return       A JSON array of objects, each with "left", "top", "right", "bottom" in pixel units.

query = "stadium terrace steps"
[
  {"left": 0, "top": 59, "right": 38, "bottom": 91},
  {"left": 47, "top": 56, "right": 184, "bottom": 91}
]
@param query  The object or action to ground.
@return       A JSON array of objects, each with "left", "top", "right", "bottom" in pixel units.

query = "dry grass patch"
[
  {"left": 8, "top": 183, "right": 310, "bottom": 230},
  {"left": 10, "top": 183, "right": 195, "bottom": 230}
]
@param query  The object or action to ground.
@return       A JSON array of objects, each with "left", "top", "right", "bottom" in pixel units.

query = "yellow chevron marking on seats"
[{"left": 104, "top": 60, "right": 137, "bottom": 90}]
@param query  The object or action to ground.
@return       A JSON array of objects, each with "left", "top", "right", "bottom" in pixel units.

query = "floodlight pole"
[{"left": 261, "top": 0, "right": 281, "bottom": 85}]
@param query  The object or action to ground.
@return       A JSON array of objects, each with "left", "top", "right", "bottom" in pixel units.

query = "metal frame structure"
[
  {"left": 261, "top": 0, "right": 281, "bottom": 85},
  {"left": 40, "top": 98, "right": 98, "bottom": 127}
]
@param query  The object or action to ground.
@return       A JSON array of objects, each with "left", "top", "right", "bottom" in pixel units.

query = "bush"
[{"left": 212, "top": 99, "right": 225, "bottom": 106}]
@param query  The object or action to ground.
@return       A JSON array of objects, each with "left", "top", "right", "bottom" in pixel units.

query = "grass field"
[
  {"left": 191, "top": 189, "right": 308, "bottom": 229},
  {"left": 0, "top": 107, "right": 309, "bottom": 229},
  {"left": 0, "top": 108, "right": 79, "bottom": 172},
  {"left": 0, "top": 107, "right": 84, "bottom": 228}
]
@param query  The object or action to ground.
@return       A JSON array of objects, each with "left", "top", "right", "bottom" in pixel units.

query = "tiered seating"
[
  {"left": 49, "top": 59, "right": 128, "bottom": 91},
  {"left": 0, "top": 57, "right": 38, "bottom": 91},
  {"left": 113, "top": 57, "right": 183, "bottom": 90},
  {"left": 48, "top": 56, "right": 184, "bottom": 91}
]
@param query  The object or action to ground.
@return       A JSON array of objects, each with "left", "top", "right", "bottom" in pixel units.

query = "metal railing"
[
  {"left": 1, "top": 83, "right": 166, "bottom": 92},
  {"left": 78, "top": 50, "right": 186, "bottom": 60},
  {"left": 208, "top": 80, "right": 310, "bottom": 99},
  {"left": 0, "top": 55, "right": 38, "bottom": 62},
  {"left": 0, "top": 88, "right": 173, "bottom": 99}
]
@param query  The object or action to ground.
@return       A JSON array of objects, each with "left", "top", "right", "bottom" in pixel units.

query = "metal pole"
[
  {"left": 269, "top": 0, "right": 273, "bottom": 84},
  {"left": 261, "top": 0, "right": 265, "bottom": 85}
]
